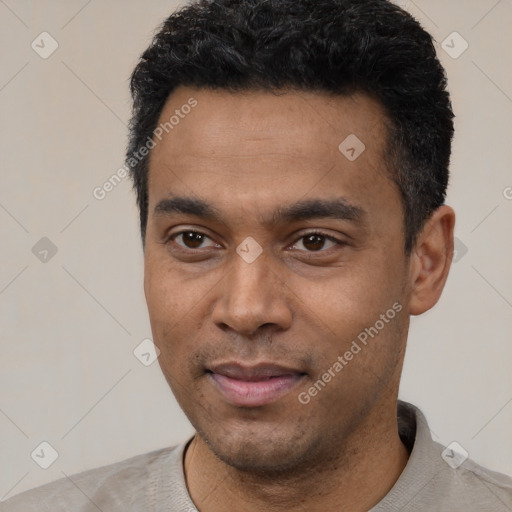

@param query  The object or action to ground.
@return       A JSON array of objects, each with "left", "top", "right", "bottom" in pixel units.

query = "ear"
[{"left": 408, "top": 205, "right": 455, "bottom": 316}]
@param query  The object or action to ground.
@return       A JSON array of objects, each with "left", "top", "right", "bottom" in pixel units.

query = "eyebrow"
[{"left": 153, "top": 195, "right": 366, "bottom": 226}]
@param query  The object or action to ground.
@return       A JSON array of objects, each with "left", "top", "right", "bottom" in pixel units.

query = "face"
[{"left": 144, "top": 86, "right": 413, "bottom": 473}]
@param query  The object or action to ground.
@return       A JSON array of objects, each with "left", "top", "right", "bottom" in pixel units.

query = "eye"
[
  {"left": 291, "top": 231, "right": 343, "bottom": 252},
  {"left": 169, "top": 230, "right": 218, "bottom": 250},
  {"left": 166, "top": 229, "right": 344, "bottom": 253}
]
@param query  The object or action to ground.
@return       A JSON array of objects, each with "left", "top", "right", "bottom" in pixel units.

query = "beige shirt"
[{"left": 1, "top": 401, "right": 511, "bottom": 511}]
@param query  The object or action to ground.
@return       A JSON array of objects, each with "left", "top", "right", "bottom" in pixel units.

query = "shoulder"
[
  {"left": 0, "top": 445, "right": 181, "bottom": 512},
  {"left": 401, "top": 445, "right": 512, "bottom": 511},
  {"left": 375, "top": 402, "right": 512, "bottom": 511},
  {"left": 446, "top": 454, "right": 512, "bottom": 509}
]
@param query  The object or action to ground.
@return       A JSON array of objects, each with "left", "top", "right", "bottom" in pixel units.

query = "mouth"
[{"left": 206, "top": 362, "right": 307, "bottom": 408}]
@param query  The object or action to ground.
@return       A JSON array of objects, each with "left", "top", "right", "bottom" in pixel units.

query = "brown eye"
[
  {"left": 171, "top": 231, "right": 217, "bottom": 250},
  {"left": 293, "top": 232, "right": 340, "bottom": 252},
  {"left": 303, "top": 234, "right": 327, "bottom": 251}
]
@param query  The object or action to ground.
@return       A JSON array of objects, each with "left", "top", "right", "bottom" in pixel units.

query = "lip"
[{"left": 207, "top": 362, "right": 306, "bottom": 407}]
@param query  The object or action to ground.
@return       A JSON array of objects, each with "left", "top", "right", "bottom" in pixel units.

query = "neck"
[{"left": 184, "top": 401, "right": 410, "bottom": 512}]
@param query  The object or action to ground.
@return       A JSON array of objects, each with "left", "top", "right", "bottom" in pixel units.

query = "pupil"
[
  {"left": 185, "top": 232, "right": 203, "bottom": 248},
  {"left": 305, "top": 234, "right": 324, "bottom": 251}
]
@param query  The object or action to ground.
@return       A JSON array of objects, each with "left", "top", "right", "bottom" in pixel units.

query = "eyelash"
[{"left": 166, "top": 229, "right": 345, "bottom": 253}]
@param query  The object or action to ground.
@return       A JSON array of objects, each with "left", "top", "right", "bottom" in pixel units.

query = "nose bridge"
[
  {"left": 213, "top": 248, "right": 292, "bottom": 334},
  {"left": 228, "top": 248, "right": 275, "bottom": 309}
]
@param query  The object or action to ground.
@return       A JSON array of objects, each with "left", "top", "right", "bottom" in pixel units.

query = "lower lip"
[{"left": 209, "top": 373, "right": 304, "bottom": 407}]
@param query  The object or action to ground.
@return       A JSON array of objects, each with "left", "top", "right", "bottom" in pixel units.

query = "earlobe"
[{"left": 408, "top": 205, "right": 455, "bottom": 316}]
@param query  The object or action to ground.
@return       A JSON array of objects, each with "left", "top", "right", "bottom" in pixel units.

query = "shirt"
[{"left": 1, "top": 401, "right": 511, "bottom": 511}]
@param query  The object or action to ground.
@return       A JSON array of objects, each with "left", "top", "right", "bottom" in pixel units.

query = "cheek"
[
  {"left": 144, "top": 253, "right": 196, "bottom": 320},
  {"left": 144, "top": 266, "right": 199, "bottom": 392},
  {"left": 144, "top": 261, "right": 193, "bottom": 363},
  {"left": 143, "top": 255, "right": 215, "bottom": 373},
  {"left": 300, "top": 259, "right": 401, "bottom": 324},
  {"left": 303, "top": 275, "right": 407, "bottom": 399},
  {"left": 291, "top": 257, "right": 407, "bottom": 380}
]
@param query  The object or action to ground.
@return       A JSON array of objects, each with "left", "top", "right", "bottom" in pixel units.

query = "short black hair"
[{"left": 127, "top": 0, "right": 454, "bottom": 252}]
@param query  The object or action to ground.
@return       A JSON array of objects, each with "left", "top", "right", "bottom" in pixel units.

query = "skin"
[{"left": 143, "top": 85, "right": 455, "bottom": 511}]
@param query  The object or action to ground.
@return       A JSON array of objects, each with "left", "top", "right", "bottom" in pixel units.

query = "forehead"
[
  {"left": 149, "top": 86, "right": 388, "bottom": 168},
  {"left": 146, "top": 86, "right": 398, "bottom": 227}
]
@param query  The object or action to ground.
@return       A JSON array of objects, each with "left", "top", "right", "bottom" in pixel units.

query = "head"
[{"left": 127, "top": 0, "right": 455, "bottom": 474}]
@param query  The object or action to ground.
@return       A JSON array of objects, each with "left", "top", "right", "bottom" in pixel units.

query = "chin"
[{"left": 197, "top": 423, "right": 324, "bottom": 475}]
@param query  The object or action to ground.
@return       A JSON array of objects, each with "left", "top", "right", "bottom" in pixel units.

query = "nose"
[{"left": 211, "top": 249, "right": 293, "bottom": 337}]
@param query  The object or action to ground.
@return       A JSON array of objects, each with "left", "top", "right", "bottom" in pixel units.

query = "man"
[{"left": 3, "top": 0, "right": 511, "bottom": 510}]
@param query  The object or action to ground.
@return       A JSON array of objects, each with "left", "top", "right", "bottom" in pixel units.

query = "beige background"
[{"left": 1, "top": 0, "right": 511, "bottom": 499}]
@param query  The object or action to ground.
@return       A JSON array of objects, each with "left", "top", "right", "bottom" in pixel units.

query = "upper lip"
[{"left": 208, "top": 362, "right": 305, "bottom": 381}]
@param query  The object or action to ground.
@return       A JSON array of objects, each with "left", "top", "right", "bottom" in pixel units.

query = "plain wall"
[{"left": 1, "top": 0, "right": 511, "bottom": 499}]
